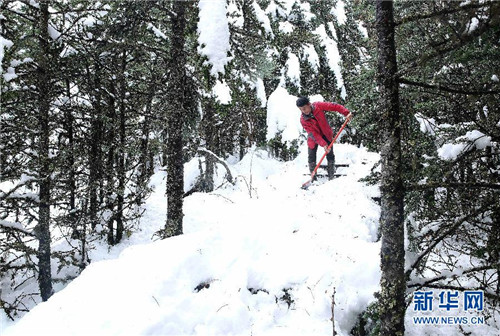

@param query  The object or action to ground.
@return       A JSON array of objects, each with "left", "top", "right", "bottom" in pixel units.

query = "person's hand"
[
  {"left": 323, "top": 145, "right": 331, "bottom": 153},
  {"left": 346, "top": 112, "right": 353, "bottom": 122}
]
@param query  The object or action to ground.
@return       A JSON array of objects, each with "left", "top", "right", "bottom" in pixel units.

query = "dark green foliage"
[
  {"left": 1, "top": 0, "right": 170, "bottom": 316},
  {"left": 268, "top": 132, "right": 300, "bottom": 161},
  {"left": 346, "top": 0, "right": 500, "bottom": 330},
  {"left": 351, "top": 300, "right": 381, "bottom": 336},
  {"left": 395, "top": 2, "right": 500, "bottom": 307}
]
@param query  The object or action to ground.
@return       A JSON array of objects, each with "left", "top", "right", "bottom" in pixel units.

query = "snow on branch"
[
  {"left": 395, "top": 2, "right": 495, "bottom": 26},
  {"left": 0, "top": 176, "right": 39, "bottom": 202},
  {"left": 405, "top": 205, "right": 492, "bottom": 279},
  {"left": 399, "top": 78, "right": 500, "bottom": 95},
  {"left": 408, "top": 264, "right": 500, "bottom": 290},
  {"left": 437, "top": 130, "right": 492, "bottom": 161},
  {"left": 0, "top": 220, "right": 34, "bottom": 236},
  {"left": 197, "top": 0, "right": 231, "bottom": 76}
]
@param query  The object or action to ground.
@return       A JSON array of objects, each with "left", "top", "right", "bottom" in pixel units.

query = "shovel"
[{"left": 301, "top": 116, "right": 351, "bottom": 189}]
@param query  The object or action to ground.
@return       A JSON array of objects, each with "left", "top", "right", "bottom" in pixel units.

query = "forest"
[{"left": 1, "top": 0, "right": 499, "bottom": 335}]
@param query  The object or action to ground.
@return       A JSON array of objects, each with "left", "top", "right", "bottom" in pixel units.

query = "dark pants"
[
  {"left": 308, "top": 135, "right": 335, "bottom": 168},
  {"left": 308, "top": 144, "right": 335, "bottom": 167}
]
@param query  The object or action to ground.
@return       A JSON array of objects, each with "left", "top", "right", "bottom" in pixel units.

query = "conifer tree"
[
  {"left": 395, "top": 0, "right": 500, "bottom": 307},
  {"left": 349, "top": 0, "right": 500, "bottom": 329}
]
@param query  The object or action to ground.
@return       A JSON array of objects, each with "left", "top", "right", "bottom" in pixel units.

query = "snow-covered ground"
[
  {"left": 2, "top": 141, "right": 499, "bottom": 335},
  {"left": 2, "top": 144, "right": 383, "bottom": 336},
  {"left": 1, "top": 87, "right": 498, "bottom": 335}
]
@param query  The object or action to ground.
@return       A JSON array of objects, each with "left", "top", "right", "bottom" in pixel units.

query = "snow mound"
[{"left": 3, "top": 144, "right": 382, "bottom": 336}]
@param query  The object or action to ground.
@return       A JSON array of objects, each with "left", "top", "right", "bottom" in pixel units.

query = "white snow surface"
[
  {"left": 265, "top": 87, "right": 303, "bottom": 142},
  {"left": 253, "top": 1, "right": 273, "bottom": 37},
  {"left": 197, "top": 0, "right": 231, "bottom": 76},
  {"left": 314, "top": 24, "right": 346, "bottom": 99},
  {"left": 438, "top": 129, "right": 492, "bottom": 160},
  {"left": 3, "top": 142, "right": 383, "bottom": 336},
  {"left": 284, "top": 51, "right": 301, "bottom": 88},
  {"left": 212, "top": 80, "right": 232, "bottom": 104},
  {"left": 331, "top": 0, "right": 347, "bottom": 25},
  {"left": 3, "top": 146, "right": 499, "bottom": 335},
  {"left": 3, "top": 87, "right": 498, "bottom": 335},
  {"left": 303, "top": 43, "right": 320, "bottom": 71}
]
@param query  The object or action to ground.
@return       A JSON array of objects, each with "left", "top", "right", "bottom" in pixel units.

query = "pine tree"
[
  {"left": 1, "top": 0, "right": 166, "bottom": 316},
  {"left": 395, "top": 0, "right": 500, "bottom": 308},
  {"left": 349, "top": 0, "right": 500, "bottom": 328}
]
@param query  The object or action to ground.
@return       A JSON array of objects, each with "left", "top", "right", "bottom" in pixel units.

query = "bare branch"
[
  {"left": 408, "top": 264, "right": 499, "bottom": 289},
  {"left": 399, "top": 78, "right": 500, "bottom": 96},
  {"left": 395, "top": 2, "right": 493, "bottom": 26},
  {"left": 405, "top": 206, "right": 489, "bottom": 279},
  {"left": 407, "top": 182, "right": 500, "bottom": 192},
  {"left": 330, "top": 287, "right": 337, "bottom": 336}
]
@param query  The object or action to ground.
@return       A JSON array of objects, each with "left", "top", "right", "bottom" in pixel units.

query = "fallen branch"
[
  {"left": 331, "top": 287, "right": 337, "bottom": 336},
  {"left": 408, "top": 264, "right": 499, "bottom": 289},
  {"left": 183, "top": 149, "right": 235, "bottom": 198},
  {"left": 197, "top": 148, "right": 234, "bottom": 184}
]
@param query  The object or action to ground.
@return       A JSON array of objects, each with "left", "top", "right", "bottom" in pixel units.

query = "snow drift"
[{"left": 2, "top": 144, "right": 382, "bottom": 336}]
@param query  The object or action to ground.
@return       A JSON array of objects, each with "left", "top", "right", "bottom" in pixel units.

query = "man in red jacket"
[{"left": 297, "top": 96, "right": 352, "bottom": 180}]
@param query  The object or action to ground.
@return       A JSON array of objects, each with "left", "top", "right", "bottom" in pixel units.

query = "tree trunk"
[
  {"left": 375, "top": 1, "right": 406, "bottom": 335},
  {"left": 115, "top": 51, "right": 127, "bottom": 244},
  {"left": 164, "top": 0, "right": 189, "bottom": 238},
  {"left": 64, "top": 79, "right": 77, "bottom": 237},
  {"left": 488, "top": 206, "right": 500, "bottom": 302},
  {"left": 201, "top": 100, "right": 216, "bottom": 192},
  {"left": 105, "top": 79, "right": 117, "bottom": 246},
  {"left": 37, "top": 0, "right": 54, "bottom": 302},
  {"left": 89, "top": 60, "right": 103, "bottom": 231},
  {"left": 137, "top": 80, "right": 156, "bottom": 203}
]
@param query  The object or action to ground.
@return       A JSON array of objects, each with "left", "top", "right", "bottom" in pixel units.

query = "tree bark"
[
  {"left": 105, "top": 77, "right": 117, "bottom": 246},
  {"left": 64, "top": 79, "right": 77, "bottom": 239},
  {"left": 88, "top": 59, "right": 103, "bottom": 231},
  {"left": 37, "top": 0, "right": 54, "bottom": 302},
  {"left": 115, "top": 51, "right": 127, "bottom": 244},
  {"left": 201, "top": 100, "right": 216, "bottom": 192},
  {"left": 376, "top": 1, "right": 406, "bottom": 335},
  {"left": 164, "top": 0, "right": 189, "bottom": 238}
]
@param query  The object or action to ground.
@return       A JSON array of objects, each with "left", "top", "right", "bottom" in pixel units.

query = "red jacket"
[{"left": 300, "top": 101, "right": 350, "bottom": 149}]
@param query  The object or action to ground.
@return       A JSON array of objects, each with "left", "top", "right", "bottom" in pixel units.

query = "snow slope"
[{"left": 2, "top": 144, "right": 382, "bottom": 336}]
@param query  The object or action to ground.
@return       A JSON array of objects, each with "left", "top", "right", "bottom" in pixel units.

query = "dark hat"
[{"left": 296, "top": 96, "right": 310, "bottom": 107}]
